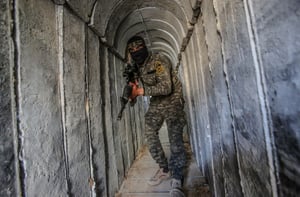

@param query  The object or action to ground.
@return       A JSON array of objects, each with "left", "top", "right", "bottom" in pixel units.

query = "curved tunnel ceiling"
[{"left": 105, "top": 0, "right": 189, "bottom": 63}]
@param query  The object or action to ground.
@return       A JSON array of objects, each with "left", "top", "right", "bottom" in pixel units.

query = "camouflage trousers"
[{"left": 145, "top": 104, "right": 186, "bottom": 180}]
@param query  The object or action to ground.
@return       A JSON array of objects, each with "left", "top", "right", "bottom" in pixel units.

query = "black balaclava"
[{"left": 127, "top": 36, "right": 149, "bottom": 65}]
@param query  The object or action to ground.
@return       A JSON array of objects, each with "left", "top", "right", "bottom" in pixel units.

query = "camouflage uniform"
[{"left": 139, "top": 53, "right": 186, "bottom": 180}]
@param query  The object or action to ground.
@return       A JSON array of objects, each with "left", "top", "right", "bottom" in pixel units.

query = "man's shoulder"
[{"left": 151, "top": 53, "right": 171, "bottom": 65}]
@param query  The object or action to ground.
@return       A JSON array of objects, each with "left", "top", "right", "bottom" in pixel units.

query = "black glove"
[{"left": 121, "top": 84, "right": 133, "bottom": 100}]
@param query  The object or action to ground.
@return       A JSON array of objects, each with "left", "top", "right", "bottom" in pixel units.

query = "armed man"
[{"left": 125, "top": 35, "right": 187, "bottom": 197}]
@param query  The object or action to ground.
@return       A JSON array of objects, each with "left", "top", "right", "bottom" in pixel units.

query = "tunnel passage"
[{"left": 1, "top": 0, "right": 300, "bottom": 197}]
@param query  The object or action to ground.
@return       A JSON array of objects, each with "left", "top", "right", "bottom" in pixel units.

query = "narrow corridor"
[
  {"left": 116, "top": 125, "right": 210, "bottom": 197},
  {"left": 1, "top": 0, "right": 299, "bottom": 196}
]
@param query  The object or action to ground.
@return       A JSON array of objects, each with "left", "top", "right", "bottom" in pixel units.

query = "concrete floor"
[{"left": 116, "top": 124, "right": 211, "bottom": 197}]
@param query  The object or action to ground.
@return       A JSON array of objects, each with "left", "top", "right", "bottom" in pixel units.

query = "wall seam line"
[
  {"left": 213, "top": 1, "right": 245, "bottom": 196},
  {"left": 57, "top": 2, "right": 126, "bottom": 62},
  {"left": 199, "top": 5, "right": 218, "bottom": 195},
  {"left": 211, "top": 1, "right": 229, "bottom": 196},
  {"left": 11, "top": 0, "right": 25, "bottom": 196},
  {"left": 243, "top": 0, "right": 278, "bottom": 196},
  {"left": 57, "top": 5, "right": 71, "bottom": 196},
  {"left": 88, "top": 0, "right": 98, "bottom": 24},
  {"left": 99, "top": 46, "right": 110, "bottom": 197},
  {"left": 85, "top": 26, "right": 96, "bottom": 197}
]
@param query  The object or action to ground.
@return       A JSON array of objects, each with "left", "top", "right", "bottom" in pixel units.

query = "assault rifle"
[{"left": 117, "top": 63, "right": 139, "bottom": 120}]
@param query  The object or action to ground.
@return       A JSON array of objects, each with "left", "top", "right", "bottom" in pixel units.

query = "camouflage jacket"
[{"left": 138, "top": 53, "right": 184, "bottom": 108}]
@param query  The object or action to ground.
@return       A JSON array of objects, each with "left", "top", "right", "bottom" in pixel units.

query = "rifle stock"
[{"left": 118, "top": 96, "right": 130, "bottom": 120}]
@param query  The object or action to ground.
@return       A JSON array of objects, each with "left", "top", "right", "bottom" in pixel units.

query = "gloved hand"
[
  {"left": 121, "top": 84, "right": 133, "bottom": 100},
  {"left": 129, "top": 81, "right": 144, "bottom": 100}
]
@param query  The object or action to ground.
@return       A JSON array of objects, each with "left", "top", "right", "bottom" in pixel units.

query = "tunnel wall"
[
  {"left": 0, "top": 0, "right": 145, "bottom": 196},
  {"left": 181, "top": 0, "right": 300, "bottom": 196},
  {"left": 251, "top": 0, "right": 300, "bottom": 196},
  {"left": 0, "top": 1, "right": 17, "bottom": 196},
  {"left": 1, "top": 0, "right": 300, "bottom": 197}
]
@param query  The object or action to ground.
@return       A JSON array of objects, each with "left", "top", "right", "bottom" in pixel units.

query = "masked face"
[{"left": 128, "top": 39, "right": 149, "bottom": 65}]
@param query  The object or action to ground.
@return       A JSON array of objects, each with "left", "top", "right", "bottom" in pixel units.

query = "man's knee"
[{"left": 170, "top": 142, "right": 185, "bottom": 153}]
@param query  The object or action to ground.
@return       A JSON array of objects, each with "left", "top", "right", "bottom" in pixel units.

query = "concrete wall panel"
[
  {"left": 89, "top": 0, "right": 110, "bottom": 36},
  {"left": 250, "top": 0, "right": 300, "bottom": 195},
  {"left": 63, "top": 8, "right": 90, "bottom": 196},
  {"left": 201, "top": 0, "right": 233, "bottom": 195},
  {"left": 0, "top": 0, "right": 16, "bottom": 196},
  {"left": 115, "top": 58, "right": 131, "bottom": 172},
  {"left": 66, "top": 0, "right": 96, "bottom": 22},
  {"left": 100, "top": 46, "right": 119, "bottom": 197},
  {"left": 205, "top": 1, "right": 244, "bottom": 194},
  {"left": 199, "top": 0, "right": 274, "bottom": 195},
  {"left": 17, "top": 0, "right": 67, "bottom": 196},
  {"left": 87, "top": 28, "right": 107, "bottom": 196},
  {"left": 2, "top": 0, "right": 299, "bottom": 196},
  {"left": 192, "top": 19, "right": 214, "bottom": 179},
  {"left": 181, "top": 45, "right": 204, "bottom": 176},
  {"left": 108, "top": 53, "right": 126, "bottom": 186},
  {"left": 212, "top": 0, "right": 272, "bottom": 195}
]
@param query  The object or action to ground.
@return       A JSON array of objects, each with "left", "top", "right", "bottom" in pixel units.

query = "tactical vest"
[{"left": 140, "top": 53, "right": 184, "bottom": 107}]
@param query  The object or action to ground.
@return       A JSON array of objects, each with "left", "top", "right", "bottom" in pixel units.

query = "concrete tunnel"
[{"left": 1, "top": 0, "right": 300, "bottom": 196}]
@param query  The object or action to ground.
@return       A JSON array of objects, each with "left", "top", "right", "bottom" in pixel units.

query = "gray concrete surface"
[
  {"left": 17, "top": 0, "right": 67, "bottom": 196},
  {"left": 0, "top": 1, "right": 16, "bottom": 196},
  {"left": 0, "top": 0, "right": 299, "bottom": 196}
]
